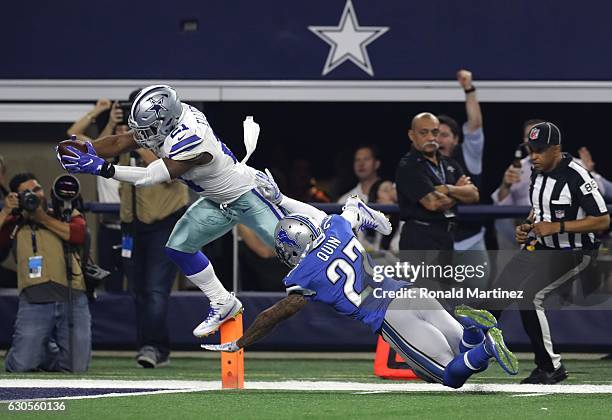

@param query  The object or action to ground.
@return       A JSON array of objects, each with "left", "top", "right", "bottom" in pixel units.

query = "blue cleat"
[
  {"left": 485, "top": 327, "right": 519, "bottom": 375},
  {"left": 454, "top": 305, "right": 498, "bottom": 331}
]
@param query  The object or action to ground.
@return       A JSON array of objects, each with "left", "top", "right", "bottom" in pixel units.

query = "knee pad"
[{"left": 164, "top": 247, "right": 210, "bottom": 276}]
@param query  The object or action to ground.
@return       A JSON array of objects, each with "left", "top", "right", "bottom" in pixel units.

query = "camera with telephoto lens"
[
  {"left": 51, "top": 174, "right": 110, "bottom": 300},
  {"left": 17, "top": 189, "right": 41, "bottom": 212}
]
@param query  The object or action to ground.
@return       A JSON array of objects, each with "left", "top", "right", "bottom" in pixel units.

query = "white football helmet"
[{"left": 128, "top": 85, "right": 183, "bottom": 149}]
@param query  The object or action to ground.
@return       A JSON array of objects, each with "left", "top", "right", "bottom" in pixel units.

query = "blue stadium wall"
[{"left": 2, "top": 0, "right": 612, "bottom": 80}]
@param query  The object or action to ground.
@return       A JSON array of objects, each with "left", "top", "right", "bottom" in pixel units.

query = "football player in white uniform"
[{"left": 57, "top": 85, "right": 285, "bottom": 337}]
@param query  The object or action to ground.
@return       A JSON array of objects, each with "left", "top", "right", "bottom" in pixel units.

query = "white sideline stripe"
[{"left": 3, "top": 380, "right": 612, "bottom": 396}]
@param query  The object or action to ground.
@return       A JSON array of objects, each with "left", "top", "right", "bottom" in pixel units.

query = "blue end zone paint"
[{"left": 0, "top": 388, "right": 166, "bottom": 401}]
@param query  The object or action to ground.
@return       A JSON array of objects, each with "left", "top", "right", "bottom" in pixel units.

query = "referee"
[
  {"left": 487, "top": 122, "right": 610, "bottom": 384},
  {"left": 396, "top": 112, "right": 479, "bottom": 251}
]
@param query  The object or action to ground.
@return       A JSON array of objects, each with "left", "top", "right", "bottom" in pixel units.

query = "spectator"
[
  {"left": 1, "top": 173, "right": 91, "bottom": 372},
  {"left": 437, "top": 69, "right": 486, "bottom": 252},
  {"left": 118, "top": 144, "right": 189, "bottom": 368},
  {"left": 337, "top": 146, "right": 393, "bottom": 203},
  {"left": 577, "top": 147, "right": 612, "bottom": 202},
  {"left": 396, "top": 112, "right": 479, "bottom": 251},
  {"left": 68, "top": 100, "right": 123, "bottom": 292},
  {"left": 337, "top": 146, "right": 400, "bottom": 257}
]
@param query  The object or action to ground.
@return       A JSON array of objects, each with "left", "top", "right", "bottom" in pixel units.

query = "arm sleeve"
[
  {"left": 68, "top": 215, "right": 87, "bottom": 245},
  {"left": 113, "top": 158, "right": 171, "bottom": 186},
  {"left": 461, "top": 123, "right": 484, "bottom": 175},
  {"left": 278, "top": 195, "right": 328, "bottom": 225},
  {"left": 395, "top": 159, "right": 434, "bottom": 202}
]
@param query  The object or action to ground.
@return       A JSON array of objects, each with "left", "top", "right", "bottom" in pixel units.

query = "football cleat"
[
  {"left": 343, "top": 195, "right": 392, "bottom": 235},
  {"left": 193, "top": 295, "right": 243, "bottom": 338},
  {"left": 485, "top": 327, "right": 519, "bottom": 375},
  {"left": 454, "top": 305, "right": 498, "bottom": 331}
]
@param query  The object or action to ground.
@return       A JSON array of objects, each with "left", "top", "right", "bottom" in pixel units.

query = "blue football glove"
[
  {"left": 254, "top": 168, "right": 283, "bottom": 204},
  {"left": 60, "top": 141, "right": 108, "bottom": 176}
]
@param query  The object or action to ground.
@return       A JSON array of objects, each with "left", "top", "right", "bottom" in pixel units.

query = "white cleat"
[
  {"left": 193, "top": 295, "right": 243, "bottom": 338},
  {"left": 343, "top": 195, "right": 392, "bottom": 236}
]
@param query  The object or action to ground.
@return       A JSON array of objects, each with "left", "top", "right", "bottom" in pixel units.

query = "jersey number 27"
[{"left": 326, "top": 237, "right": 375, "bottom": 308}]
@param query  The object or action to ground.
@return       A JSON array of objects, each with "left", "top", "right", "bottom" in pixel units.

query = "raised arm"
[
  {"left": 457, "top": 69, "right": 482, "bottom": 132},
  {"left": 66, "top": 98, "right": 111, "bottom": 137}
]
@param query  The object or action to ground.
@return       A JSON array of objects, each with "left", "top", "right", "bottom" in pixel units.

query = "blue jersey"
[{"left": 283, "top": 215, "right": 409, "bottom": 333}]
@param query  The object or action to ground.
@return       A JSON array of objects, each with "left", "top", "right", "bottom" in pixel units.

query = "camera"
[
  {"left": 17, "top": 189, "right": 40, "bottom": 212},
  {"left": 52, "top": 174, "right": 81, "bottom": 203},
  {"left": 117, "top": 100, "right": 132, "bottom": 125}
]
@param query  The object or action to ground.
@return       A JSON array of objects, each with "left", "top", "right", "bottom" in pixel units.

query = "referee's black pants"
[{"left": 485, "top": 247, "right": 593, "bottom": 373}]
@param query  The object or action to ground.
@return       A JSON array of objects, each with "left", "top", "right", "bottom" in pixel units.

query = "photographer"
[
  {"left": 68, "top": 98, "right": 129, "bottom": 292},
  {"left": 1, "top": 173, "right": 91, "bottom": 372}
]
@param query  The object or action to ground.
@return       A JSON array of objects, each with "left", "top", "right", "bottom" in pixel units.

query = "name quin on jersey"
[{"left": 316, "top": 236, "right": 342, "bottom": 262}]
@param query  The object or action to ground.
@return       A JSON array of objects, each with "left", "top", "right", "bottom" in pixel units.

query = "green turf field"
[{"left": 1, "top": 355, "right": 612, "bottom": 419}]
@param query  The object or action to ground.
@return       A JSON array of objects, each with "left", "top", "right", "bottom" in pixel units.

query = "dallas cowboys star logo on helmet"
[{"left": 146, "top": 95, "right": 169, "bottom": 119}]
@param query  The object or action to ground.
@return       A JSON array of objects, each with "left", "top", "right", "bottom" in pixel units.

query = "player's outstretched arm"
[
  {"left": 254, "top": 168, "right": 327, "bottom": 223},
  {"left": 201, "top": 294, "right": 307, "bottom": 352},
  {"left": 237, "top": 293, "right": 307, "bottom": 348},
  {"left": 90, "top": 131, "right": 139, "bottom": 158}
]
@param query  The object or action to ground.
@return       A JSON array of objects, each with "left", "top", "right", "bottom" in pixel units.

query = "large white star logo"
[{"left": 308, "top": 0, "right": 389, "bottom": 77}]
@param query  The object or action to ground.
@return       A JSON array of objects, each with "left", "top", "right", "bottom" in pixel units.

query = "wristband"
[
  {"left": 464, "top": 86, "right": 476, "bottom": 94},
  {"left": 99, "top": 161, "right": 115, "bottom": 179},
  {"left": 559, "top": 220, "right": 565, "bottom": 234}
]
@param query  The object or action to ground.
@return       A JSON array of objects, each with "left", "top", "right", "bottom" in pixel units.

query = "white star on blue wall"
[{"left": 308, "top": 0, "right": 389, "bottom": 77}]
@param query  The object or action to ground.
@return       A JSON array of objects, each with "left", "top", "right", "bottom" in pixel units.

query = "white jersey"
[{"left": 155, "top": 104, "right": 256, "bottom": 204}]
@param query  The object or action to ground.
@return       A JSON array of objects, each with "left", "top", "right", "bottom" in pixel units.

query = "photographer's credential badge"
[
  {"left": 28, "top": 255, "right": 43, "bottom": 278},
  {"left": 121, "top": 234, "right": 133, "bottom": 259}
]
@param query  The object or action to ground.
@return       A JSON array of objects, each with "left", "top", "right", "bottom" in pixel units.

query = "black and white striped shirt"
[{"left": 529, "top": 154, "right": 608, "bottom": 249}]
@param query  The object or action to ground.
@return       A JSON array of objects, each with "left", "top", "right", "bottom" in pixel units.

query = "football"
[{"left": 57, "top": 139, "right": 88, "bottom": 157}]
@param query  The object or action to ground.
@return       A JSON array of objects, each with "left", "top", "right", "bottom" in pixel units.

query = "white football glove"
[
  {"left": 200, "top": 340, "right": 241, "bottom": 353},
  {"left": 255, "top": 168, "right": 283, "bottom": 204}
]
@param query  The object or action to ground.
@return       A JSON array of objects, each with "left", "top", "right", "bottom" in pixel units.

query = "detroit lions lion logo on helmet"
[{"left": 277, "top": 228, "right": 300, "bottom": 248}]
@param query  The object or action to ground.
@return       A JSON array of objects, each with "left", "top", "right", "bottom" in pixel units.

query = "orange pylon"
[{"left": 220, "top": 314, "right": 245, "bottom": 389}]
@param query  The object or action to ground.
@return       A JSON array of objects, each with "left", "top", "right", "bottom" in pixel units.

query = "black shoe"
[
  {"left": 136, "top": 346, "right": 158, "bottom": 368},
  {"left": 600, "top": 353, "right": 612, "bottom": 360},
  {"left": 520, "top": 364, "right": 568, "bottom": 384}
]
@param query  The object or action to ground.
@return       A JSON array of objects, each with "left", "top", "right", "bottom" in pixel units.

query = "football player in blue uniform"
[{"left": 203, "top": 174, "right": 518, "bottom": 388}]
